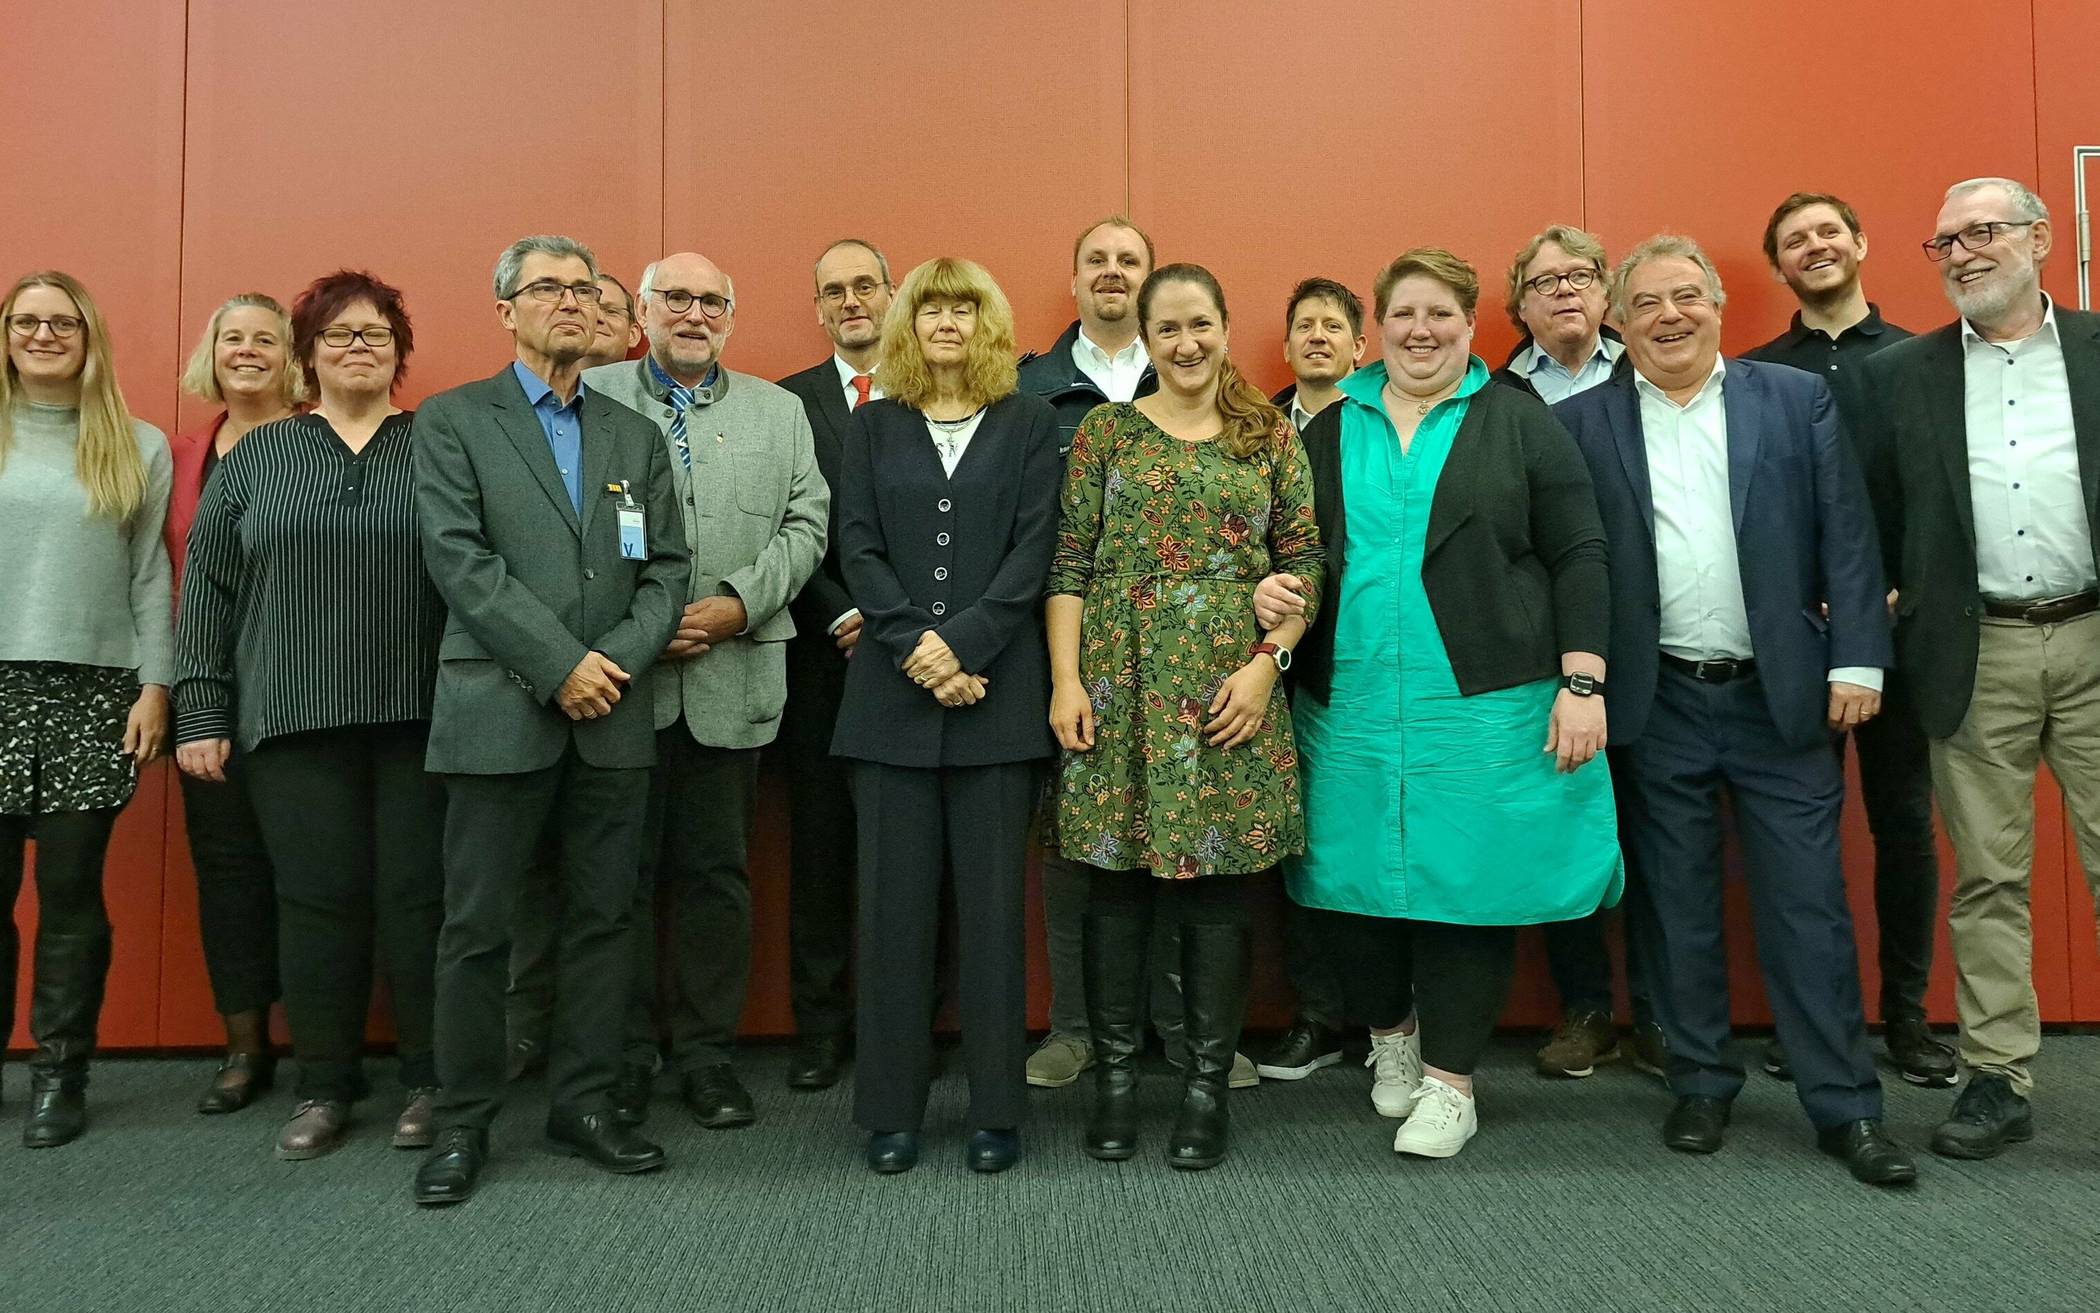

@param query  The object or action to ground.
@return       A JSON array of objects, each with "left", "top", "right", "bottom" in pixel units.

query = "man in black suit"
[
  {"left": 1741, "top": 191, "right": 1953, "bottom": 1090},
  {"left": 409, "top": 234, "right": 690, "bottom": 1206},
  {"left": 1555, "top": 234, "right": 1915, "bottom": 1187},
  {"left": 771, "top": 237, "right": 892, "bottom": 1090},
  {"left": 1857, "top": 177, "right": 2100, "bottom": 1161}
]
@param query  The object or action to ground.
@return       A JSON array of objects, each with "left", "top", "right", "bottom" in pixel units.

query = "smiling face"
[
  {"left": 213, "top": 304, "right": 291, "bottom": 405},
  {"left": 1141, "top": 277, "right": 1228, "bottom": 400},
  {"left": 1284, "top": 294, "right": 1363, "bottom": 387},
  {"left": 1771, "top": 202, "right": 1865, "bottom": 305},
  {"left": 311, "top": 297, "right": 399, "bottom": 402},
  {"left": 584, "top": 276, "right": 641, "bottom": 368},
  {"left": 1620, "top": 255, "right": 1722, "bottom": 393},
  {"left": 6, "top": 283, "right": 89, "bottom": 391},
  {"left": 643, "top": 251, "right": 735, "bottom": 383},
  {"left": 1379, "top": 274, "right": 1473, "bottom": 395},
  {"left": 913, "top": 295, "right": 978, "bottom": 373},
  {"left": 814, "top": 243, "right": 893, "bottom": 354},
  {"left": 1936, "top": 184, "right": 2051, "bottom": 329},
  {"left": 1516, "top": 240, "right": 1607, "bottom": 356},
  {"left": 1073, "top": 223, "right": 1151, "bottom": 333}
]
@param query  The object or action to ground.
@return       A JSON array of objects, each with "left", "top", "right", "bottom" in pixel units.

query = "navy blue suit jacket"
[{"left": 1553, "top": 358, "right": 1891, "bottom": 750}]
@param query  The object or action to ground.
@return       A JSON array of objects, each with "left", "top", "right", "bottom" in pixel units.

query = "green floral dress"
[{"left": 1046, "top": 402, "right": 1323, "bottom": 878}]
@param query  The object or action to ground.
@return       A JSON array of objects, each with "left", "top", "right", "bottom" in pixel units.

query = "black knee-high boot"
[
  {"left": 1081, "top": 907, "right": 1150, "bottom": 1160},
  {"left": 23, "top": 929, "right": 110, "bottom": 1148},
  {"left": 1167, "top": 921, "right": 1251, "bottom": 1170}
]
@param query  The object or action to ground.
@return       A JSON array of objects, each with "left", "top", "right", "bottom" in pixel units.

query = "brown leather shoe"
[
  {"left": 275, "top": 1100, "right": 350, "bottom": 1160},
  {"left": 392, "top": 1087, "right": 439, "bottom": 1149}
]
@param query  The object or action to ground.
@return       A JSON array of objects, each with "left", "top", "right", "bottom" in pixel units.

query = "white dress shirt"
[
  {"left": 832, "top": 352, "right": 884, "bottom": 409},
  {"left": 925, "top": 410, "right": 985, "bottom": 478},
  {"left": 1637, "top": 356, "right": 1881, "bottom": 690},
  {"left": 1962, "top": 298, "right": 2095, "bottom": 600},
  {"left": 1287, "top": 392, "right": 1319, "bottom": 437},
  {"left": 1072, "top": 329, "right": 1149, "bottom": 402},
  {"left": 1517, "top": 333, "right": 1623, "bottom": 404}
]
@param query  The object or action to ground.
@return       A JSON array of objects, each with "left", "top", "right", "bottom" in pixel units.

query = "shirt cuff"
[
  {"left": 175, "top": 704, "right": 233, "bottom": 747},
  {"left": 1827, "top": 666, "right": 1884, "bottom": 692},
  {"left": 827, "top": 608, "right": 861, "bottom": 636}
]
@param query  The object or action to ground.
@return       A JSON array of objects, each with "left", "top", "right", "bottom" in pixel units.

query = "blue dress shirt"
[{"left": 511, "top": 360, "right": 586, "bottom": 513}]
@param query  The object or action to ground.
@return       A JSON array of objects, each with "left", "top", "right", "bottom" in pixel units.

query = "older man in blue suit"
[{"left": 1554, "top": 234, "right": 1916, "bottom": 1187}]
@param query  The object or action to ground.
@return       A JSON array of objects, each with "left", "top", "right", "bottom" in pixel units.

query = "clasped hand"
[
  {"left": 558, "top": 651, "right": 630, "bottom": 720},
  {"left": 665, "top": 595, "right": 748, "bottom": 660}
]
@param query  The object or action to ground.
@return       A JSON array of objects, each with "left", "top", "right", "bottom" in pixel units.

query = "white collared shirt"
[
  {"left": 1961, "top": 298, "right": 2094, "bottom": 600},
  {"left": 1072, "top": 329, "right": 1149, "bottom": 402},
  {"left": 1519, "top": 334, "right": 1623, "bottom": 404},
  {"left": 1636, "top": 355, "right": 1881, "bottom": 690},
  {"left": 1288, "top": 392, "right": 1318, "bottom": 436},
  {"left": 832, "top": 353, "right": 883, "bottom": 411}
]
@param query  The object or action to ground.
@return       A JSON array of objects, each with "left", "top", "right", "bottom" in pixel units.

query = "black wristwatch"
[{"left": 1561, "top": 672, "right": 1604, "bottom": 697}]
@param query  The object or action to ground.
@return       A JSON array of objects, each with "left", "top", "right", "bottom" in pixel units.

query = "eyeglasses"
[
  {"left": 1523, "top": 268, "right": 1601, "bottom": 296},
  {"left": 318, "top": 326, "right": 395, "bottom": 348},
  {"left": 509, "top": 279, "right": 603, "bottom": 305},
  {"left": 5, "top": 314, "right": 84, "bottom": 339},
  {"left": 819, "top": 278, "right": 887, "bottom": 305},
  {"left": 654, "top": 289, "right": 733, "bottom": 319},
  {"left": 1922, "top": 220, "right": 2037, "bottom": 260}
]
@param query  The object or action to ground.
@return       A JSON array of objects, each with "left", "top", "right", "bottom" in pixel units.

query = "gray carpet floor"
[{"left": 5, "top": 1036, "right": 2099, "bottom": 1313}]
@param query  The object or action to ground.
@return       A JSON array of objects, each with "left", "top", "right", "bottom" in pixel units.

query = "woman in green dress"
[
  {"left": 1046, "top": 263, "right": 1322, "bottom": 1171},
  {"left": 1257, "top": 248, "right": 1620, "bottom": 1161}
]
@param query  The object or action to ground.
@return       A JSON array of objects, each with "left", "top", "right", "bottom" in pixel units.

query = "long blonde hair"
[
  {"left": 875, "top": 258, "right": 1019, "bottom": 411},
  {"left": 0, "top": 271, "right": 148, "bottom": 519}
]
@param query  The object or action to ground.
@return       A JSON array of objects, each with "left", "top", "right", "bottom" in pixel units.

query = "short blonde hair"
[
  {"left": 1609, "top": 234, "right": 1727, "bottom": 321},
  {"left": 875, "top": 258, "right": 1019, "bottom": 411},
  {"left": 1504, "top": 224, "right": 1608, "bottom": 333},
  {"left": 1374, "top": 247, "right": 1480, "bottom": 320},
  {"left": 180, "top": 293, "right": 306, "bottom": 407},
  {"left": 0, "top": 271, "right": 148, "bottom": 520}
]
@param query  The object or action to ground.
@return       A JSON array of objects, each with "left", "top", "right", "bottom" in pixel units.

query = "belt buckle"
[{"left": 1694, "top": 659, "right": 1729, "bottom": 682}]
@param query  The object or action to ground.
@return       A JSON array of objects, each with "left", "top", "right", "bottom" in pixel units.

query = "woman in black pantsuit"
[{"left": 831, "top": 257, "right": 1061, "bottom": 1175}]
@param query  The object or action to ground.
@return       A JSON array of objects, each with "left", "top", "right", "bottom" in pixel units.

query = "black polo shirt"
[{"left": 1743, "top": 304, "right": 1914, "bottom": 451}]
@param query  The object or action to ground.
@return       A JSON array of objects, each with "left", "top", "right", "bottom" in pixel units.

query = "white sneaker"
[
  {"left": 1366, "top": 1030, "right": 1423, "bottom": 1118},
  {"left": 1393, "top": 1075, "right": 1477, "bottom": 1158}
]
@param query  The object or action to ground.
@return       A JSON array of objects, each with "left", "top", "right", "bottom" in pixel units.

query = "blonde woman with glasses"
[{"left": 0, "top": 270, "right": 175, "bottom": 1148}]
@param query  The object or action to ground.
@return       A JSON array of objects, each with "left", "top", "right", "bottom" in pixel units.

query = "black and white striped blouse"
[{"left": 173, "top": 413, "right": 442, "bottom": 749}]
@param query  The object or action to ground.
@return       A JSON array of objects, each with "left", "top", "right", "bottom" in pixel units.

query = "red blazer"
[{"left": 165, "top": 411, "right": 227, "bottom": 593}]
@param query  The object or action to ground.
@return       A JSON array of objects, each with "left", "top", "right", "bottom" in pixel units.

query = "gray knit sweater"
[{"left": 0, "top": 401, "right": 174, "bottom": 683}]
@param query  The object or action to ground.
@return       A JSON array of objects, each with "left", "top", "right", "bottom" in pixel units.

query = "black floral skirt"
[{"left": 0, "top": 662, "right": 140, "bottom": 816}]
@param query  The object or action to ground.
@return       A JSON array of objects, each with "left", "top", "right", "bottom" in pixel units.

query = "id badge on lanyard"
[{"left": 611, "top": 480, "right": 647, "bottom": 560}]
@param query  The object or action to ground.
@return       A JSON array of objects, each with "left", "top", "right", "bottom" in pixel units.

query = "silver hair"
[
  {"left": 1609, "top": 233, "right": 1727, "bottom": 321},
  {"left": 492, "top": 235, "right": 598, "bottom": 300},
  {"left": 812, "top": 238, "right": 892, "bottom": 288},
  {"left": 638, "top": 259, "right": 735, "bottom": 305},
  {"left": 1944, "top": 176, "right": 2049, "bottom": 223}
]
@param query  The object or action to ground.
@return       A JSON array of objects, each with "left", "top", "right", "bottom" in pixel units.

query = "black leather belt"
[
  {"left": 1660, "top": 653, "right": 1758, "bottom": 683},
  {"left": 1982, "top": 590, "right": 2099, "bottom": 624}
]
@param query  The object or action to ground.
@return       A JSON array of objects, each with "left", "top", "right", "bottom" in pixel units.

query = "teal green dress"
[{"left": 1284, "top": 358, "right": 1623, "bottom": 924}]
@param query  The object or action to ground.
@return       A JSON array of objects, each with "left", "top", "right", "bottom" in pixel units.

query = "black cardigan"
[
  {"left": 1292, "top": 379, "right": 1610, "bottom": 704},
  {"left": 828, "top": 391, "right": 1063, "bottom": 768}
]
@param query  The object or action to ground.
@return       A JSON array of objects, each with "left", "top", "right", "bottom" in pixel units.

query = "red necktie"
[{"left": 851, "top": 374, "right": 872, "bottom": 409}]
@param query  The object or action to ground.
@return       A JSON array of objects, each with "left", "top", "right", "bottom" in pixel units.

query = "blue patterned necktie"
[{"left": 666, "top": 381, "right": 695, "bottom": 472}]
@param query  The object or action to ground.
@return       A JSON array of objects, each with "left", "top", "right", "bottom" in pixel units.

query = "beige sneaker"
[
  {"left": 1535, "top": 1008, "right": 1621, "bottom": 1078},
  {"left": 275, "top": 1100, "right": 350, "bottom": 1161},
  {"left": 1366, "top": 1030, "right": 1423, "bottom": 1118},
  {"left": 1393, "top": 1075, "right": 1477, "bottom": 1158},
  {"left": 1228, "top": 1052, "right": 1260, "bottom": 1090},
  {"left": 1025, "top": 1033, "right": 1094, "bottom": 1088},
  {"left": 392, "top": 1087, "right": 439, "bottom": 1148}
]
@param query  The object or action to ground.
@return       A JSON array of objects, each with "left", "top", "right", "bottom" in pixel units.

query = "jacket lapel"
[
  {"left": 1721, "top": 359, "right": 1761, "bottom": 535},
  {"left": 813, "top": 374, "right": 853, "bottom": 454},
  {"left": 2064, "top": 314, "right": 2100, "bottom": 550},
  {"left": 579, "top": 387, "right": 620, "bottom": 536},
  {"left": 1604, "top": 376, "right": 1655, "bottom": 543},
  {"left": 491, "top": 368, "right": 581, "bottom": 538},
  {"left": 1919, "top": 326, "right": 1973, "bottom": 547}
]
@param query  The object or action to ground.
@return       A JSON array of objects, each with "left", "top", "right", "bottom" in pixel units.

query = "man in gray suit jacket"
[
  {"left": 584, "top": 251, "right": 827, "bottom": 1131},
  {"left": 410, "top": 235, "right": 690, "bottom": 1207}
]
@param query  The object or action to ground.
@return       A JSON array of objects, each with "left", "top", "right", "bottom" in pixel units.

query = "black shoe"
[
  {"left": 681, "top": 1064, "right": 756, "bottom": 1129},
  {"left": 505, "top": 1032, "right": 547, "bottom": 1084},
  {"left": 1254, "top": 1016, "right": 1343, "bottom": 1081},
  {"left": 1885, "top": 1017, "right": 1957, "bottom": 1089},
  {"left": 1165, "top": 921, "right": 1250, "bottom": 1172},
  {"left": 1167, "top": 1082, "right": 1229, "bottom": 1170},
  {"left": 866, "top": 1131, "right": 919, "bottom": 1174},
  {"left": 413, "top": 1127, "right": 488, "bottom": 1207},
  {"left": 1817, "top": 1118, "right": 1919, "bottom": 1187},
  {"left": 1930, "top": 1074, "right": 2034, "bottom": 1160},
  {"left": 1662, "top": 1095, "right": 1731, "bottom": 1154},
  {"left": 545, "top": 1110, "right": 666, "bottom": 1174},
  {"left": 22, "top": 1083, "right": 86, "bottom": 1149},
  {"left": 610, "top": 1064, "right": 654, "bottom": 1127},
  {"left": 196, "top": 1052, "right": 276, "bottom": 1115},
  {"left": 1762, "top": 1038, "right": 1792, "bottom": 1081},
  {"left": 1081, "top": 907, "right": 1148, "bottom": 1162},
  {"left": 785, "top": 1034, "right": 847, "bottom": 1091},
  {"left": 966, "top": 1128, "right": 1021, "bottom": 1174}
]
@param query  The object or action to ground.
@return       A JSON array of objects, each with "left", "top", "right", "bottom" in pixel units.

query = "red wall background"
[{"left": 6, "top": 1, "right": 2098, "bottom": 1049}]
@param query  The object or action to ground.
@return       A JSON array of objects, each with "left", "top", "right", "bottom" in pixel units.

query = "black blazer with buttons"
[{"left": 829, "top": 390, "right": 1063, "bottom": 767}]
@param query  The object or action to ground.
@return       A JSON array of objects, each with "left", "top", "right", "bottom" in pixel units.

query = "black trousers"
[
  {"left": 245, "top": 723, "right": 444, "bottom": 1102},
  {"left": 1278, "top": 894, "right": 1344, "bottom": 1027},
  {"left": 179, "top": 748, "right": 280, "bottom": 1019},
  {"left": 1540, "top": 749, "right": 1654, "bottom": 1023},
  {"left": 1839, "top": 673, "right": 1940, "bottom": 1022},
  {"left": 1315, "top": 907, "right": 1517, "bottom": 1075},
  {"left": 852, "top": 760, "right": 1033, "bottom": 1134},
  {"left": 781, "top": 634, "right": 857, "bottom": 1039},
  {"left": 435, "top": 745, "right": 648, "bottom": 1129},
  {"left": 624, "top": 727, "right": 760, "bottom": 1073},
  {"left": 503, "top": 836, "right": 561, "bottom": 1048},
  {"left": 0, "top": 807, "right": 120, "bottom": 1078}
]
